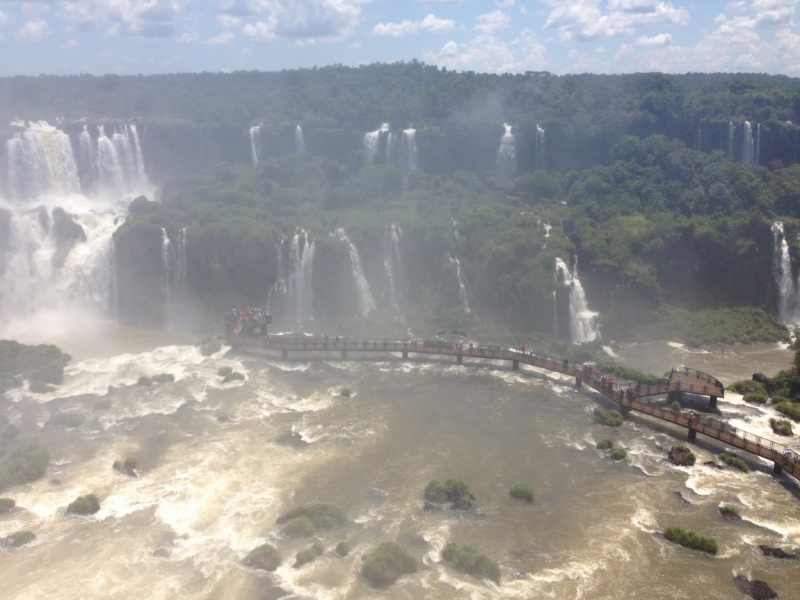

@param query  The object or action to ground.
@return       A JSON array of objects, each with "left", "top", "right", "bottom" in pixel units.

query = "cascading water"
[
  {"left": 333, "top": 228, "right": 375, "bottom": 316},
  {"left": 176, "top": 227, "right": 188, "bottom": 294},
  {"left": 402, "top": 129, "right": 417, "bottom": 174},
  {"left": 364, "top": 123, "right": 389, "bottom": 159},
  {"left": 295, "top": 125, "right": 305, "bottom": 153},
  {"left": 249, "top": 125, "right": 261, "bottom": 169},
  {"left": 756, "top": 123, "right": 761, "bottom": 165},
  {"left": 742, "top": 121, "right": 755, "bottom": 165},
  {"left": 267, "top": 231, "right": 315, "bottom": 324},
  {"left": 554, "top": 257, "right": 600, "bottom": 343},
  {"left": 161, "top": 228, "right": 172, "bottom": 307},
  {"left": 448, "top": 253, "right": 470, "bottom": 313},
  {"left": 772, "top": 221, "right": 799, "bottom": 325},
  {"left": 496, "top": 123, "right": 516, "bottom": 181},
  {"left": 536, "top": 124, "right": 546, "bottom": 169},
  {"left": 728, "top": 121, "right": 734, "bottom": 160},
  {"left": 383, "top": 223, "right": 403, "bottom": 308}
]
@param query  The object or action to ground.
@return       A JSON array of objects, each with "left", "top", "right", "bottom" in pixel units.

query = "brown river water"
[{"left": 1, "top": 322, "right": 799, "bottom": 599}]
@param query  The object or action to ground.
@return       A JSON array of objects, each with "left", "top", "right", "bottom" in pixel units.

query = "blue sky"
[{"left": 0, "top": 1, "right": 798, "bottom": 76}]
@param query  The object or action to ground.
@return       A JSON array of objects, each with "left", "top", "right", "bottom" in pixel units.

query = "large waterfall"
[
  {"left": 6, "top": 122, "right": 81, "bottom": 200},
  {"left": 555, "top": 258, "right": 600, "bottom": 343},
  {"left": 383, "top": 223, "right": 403, "bottom": 308},
  {"left": 535, "top": 124, "right": 546, "bottom": 169},
  {"left": 249, "top": 125, "right": 261, "bottom": 169},
  {"left": 772, "top": 221, "right": 799, "bottom": 325},
  {"left": 333, "top": 228, "right": 375, "bottom": 316},
  {"left": 401, "top": 129, "right": 417, "bottom": 174},
  {"left": 295, "top": 125, "right": 305, "bottom": 153},
  {"left": 742, "top": 121, "right": 755, "bottom": 165},
  {"left": 364, "top": 123, "right": 389, "bottom": 159},
  {"left": 756, "top": 123, "right": 761, "bottom": 165},
  {"left": 728, "top": 121, "right": 735, "bottom": 160},
  {"left": 363, "top": 124, "right": 417, "bottom": 174},
  {"left": 496, "top": 123, "right": 516, "bottom": 181},
  {"left": 448, "top": 253, "right": 470, "bottom": 313},
  {"left": 267, "top": 230, "right": 315, "bottom": 324}
]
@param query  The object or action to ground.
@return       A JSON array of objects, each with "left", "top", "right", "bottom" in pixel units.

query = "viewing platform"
[{"left": 228, "top": 334, "right": 799, "bottom": 482}]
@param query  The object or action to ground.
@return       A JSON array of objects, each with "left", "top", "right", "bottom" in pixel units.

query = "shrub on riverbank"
[
  {"left": 441, "top": 543, "right": 501, "bottom": 584},
  {"left": 593, "top": 408, "right": 624, "bottom": 427},
  {"left": 47, "top": 412, "right": 85, "bottom": 427},
  {"left": 0, "top": 498, "right": 15, "bottom": 513},
  {"left": 67, "top": 494, "right": 100, "bottom": 515},
  {"left": 775, "top": 401, "right": 800, "bottom": 422},
  {"left": 425, "top": 478, "right": 474, "bottom": 509},
  {"left": 509, "top": 483, "right": 533, "bottom": 502},
  {"left": 340, "top": 387, "right": 352, "bottom": 397},
  {"left": 663, "top": 526, "right": 718, "bottom": 554},
  {"left": 668, "top": 444, "right": 696, "bottom": 466},
  {"left": 769, "top": 418, "right": 793, "bottom": 436},
  {"left": 2, "top": 530, "right": 35, "bottom": 548},
  {"left": 0, "top": 340, "right": 71, "bottom": 394},
  {"left": 152, "top": 373, "right": 175, "bottom": 383},
  {"left": 0, "top": 444, "right": 48, "bottom": 491},
  {"left": 113, "top": 457, "right": 138, "bottom": 476},
  {"left": 610, "top": 448, "right": 627, "bottom": 460},
  {"left": 719, "top": 453, "right": 749, "bottom": 472},
  {"left": 743, "top": 392, "right": 768, "bottom": 404},
  {"left": 217, "top": 366, "right": 233, "bottom": 377},
  {"left": 222, "top": 372, "right": 245, "bottom": 383},
  {"left": 136, "top": 376, "right": 152, "bottom": 386},
  {"left": 198, "top": 337, "right": 221, "bottom": 356},
  {"left": 335, "top": 540, "right": 350, "bottom": 557},
  {"left": 720, "top": 505, "right": 741, "bottom": 519},
  {"left": 243, "top": 543, "right": 281, "bottom": 571},
  {"left": 728, "top": 380, "right": 766, "bottom": 394},
  {"left": 597, "top": 439, "right": 614, "bottom": 450},
  {"left": 294, "top": 542, "right": 324, "bottom": 568},
  {"left": 362, "top": 541, "right": 416, "bottom": 587},
  {"left": 278, "top": 504, "right": 346, "bottom": 536}
]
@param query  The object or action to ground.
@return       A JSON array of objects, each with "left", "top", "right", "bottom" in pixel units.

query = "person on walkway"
[
  {"left": 664, "top": 375, "right": 670, "bottom": 387},
  {"left": 676, "top": 376, "right": 682, "bottom": 389},
  {"left": 785, "top": 447, "right": 793, "bottom": 464}
]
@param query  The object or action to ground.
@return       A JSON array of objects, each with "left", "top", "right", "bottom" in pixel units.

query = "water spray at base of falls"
[
  {"left": 334, "top": 228, "right": 375, "bottom": 316},
  {"left": 555, "top": 257, "right": 600, "bottom": 343}
]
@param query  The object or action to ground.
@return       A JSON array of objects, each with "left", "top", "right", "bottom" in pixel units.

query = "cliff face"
[{"left": 113, "top": 221, "right": 165, "bottom": 327}]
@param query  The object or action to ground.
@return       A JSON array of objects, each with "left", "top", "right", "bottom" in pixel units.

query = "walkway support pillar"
[
  {"left": 512, "top": 360, "right": 519, "bottom": 371},
  {"left": 774, "top": 461, "right": 783, "bottom": 475},
  {"left": 281, "top": 350, "right": 288, "bottom": 360},
  {"left": 341, "top": 350, "right": 347, "bottom": 360},
  {"left": 709, "top": 396, "right": 718, "bottom": 409},
  {"left": 457, "top": 354, "right": 463, "bottom": 365},
  {"left": 575, "top": 377, "right": 582, "bottom": 388},
  {"left": 688, "top": 428, "right": 697, "bottom": 442},
  {"left": 402, "top": 350, "right": 408, "bottom": 359}
]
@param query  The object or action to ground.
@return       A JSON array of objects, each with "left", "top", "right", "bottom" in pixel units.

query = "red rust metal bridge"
[{"left": 229, "top": 334, "right": 799, "bottom": 482}]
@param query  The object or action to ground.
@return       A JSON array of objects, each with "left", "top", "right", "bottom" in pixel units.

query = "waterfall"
[
  {"left": 772, "top": 222, "right": 799, "bottom": 325},
  {"left": 728, "top": 121, "right": 734, "bottom": 160},
  {"left": 130, "top": 124, "right": 147, "bottom": 185},
  {"left": 544, "top": 221, "right": 552, "bottom": 237},
  {"left": 756, "top": 123, "right": 761, "bottom": 165},
  {"left": 295, "top": 125, "right": 305, "bottom": 153},
  {"left": 96, "top": 125, "right": 125, "bottom": 193},
  {"left": 448, "top": 253, "right": 470, "bottom": 313},
  {"left": 496, "top": 123, "right": 516, "bottom": 181},
  {"left": 384, "top": 223, "right": 403, "bottom": 308},
  {"left": 267, "top": 230, "right": 315, "bottom": 323},
  {"left": 333, "top": 228, "right": 375, "bottom": 316},
  {"left": 5, "top": 122, "right": 81, "bottom": 201},
  {"left": 742, "top": 121, "right": 755, "bottom": 165},
  {"left": 554, "top": 257, "right": 600, "bottom": 343},
  {"left": 249, "top": 125, "right": 261, "bottom": 169},
  {"left": 161, "top": 228, "right": 171, "bottom": 304},
  {"left": 364, "top": 123, "right": 389, "bottom": 159},
  {"left": 552, "top": 290, "right": 559, "bottom": 340},
  {"left": 176, "top": 227, "right": 188, "bottom": 294},
  {"left": 402, "top": 128, "right": 417, "bottom": 173},
  {"left": 536, "top": 124, "right": 546, "bottom": 169}
]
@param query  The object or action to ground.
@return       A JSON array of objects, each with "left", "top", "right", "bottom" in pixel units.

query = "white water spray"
[
  {"left": 536, "top": 124, "right": 546, "bottom": 169},
  {"left": 295, "top": 125, "right": 305, "bottom": 153},
  {"left": 249, "top": 125, "right": 261, "bottom": 169},
  {"left": 496, "top": 123, "right": 516, "bottom": 181},
  {"left": 333, "top": 228, "right": 375, "bottom": 316},
  {"left": 448, "top": 253, "right": 470, "bottom": 313},
  {"left": 742, "top": 121, "right": 755, "bottom": 165},
  {"left": 555, "top": 257, "right": 600, "bottom": 343},
  {"left": 267, "top": 230, "right": 315, "bottom": 323},
  {"left": 364, "top": 123, "right": 389, "bottom": 159},
  {"left": 384, "top": 224, "right": 403, "bottom": 308},
  {"left": 772, "top": 221, "right": 799, "bottom": 325}
]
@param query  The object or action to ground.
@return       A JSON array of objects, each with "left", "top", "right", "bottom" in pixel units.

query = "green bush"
[
  {"left": 441, "top": 543, "right": 501, "bottom": 584},
  {"left": 423, "top": 339, "right": 451, "bottom": 348},
  {"left": 720, "top": 505, "right": 741, "bottom": 519},
  {"left": 0, "top": 444, "right": 49, "bottom": 491},
  {"left": 362, "top": 541, "right": 417, "bottom": 588},
  {"left": 719, "top": 453, "right": 749, "bottom": 472},
  {"left": 47, "top": 412, "right": 85, "bottom": 428},
  {"left": 222, "top": 372, "right": 245, "bottom": 383},
  {"left": 743, "top": 392, "right": 768, "bottom": 404},
  {"left": 199, "top": 338, "right": 222, "bottom": 356},
  {"left": 597, "top": 439, "right": 614, "bottom": 450},
  {"left": 673, "top": 444, "right": 697, "bottom": 466},
  {"left": 424, "top": 478, "right": 474, "bottom": 509},
  {"left": 29, "top": 381, "right": 56, "bottom": 394},
  {"left": 113, "top": 457, "right": 138, "bottom": 474},
  {"left": 335, "top": 540, "right": 350, "bottom": 557},
  {"left": 509, "top": 483, "right": 533, "bottom": 502},
  {"left": 217, "top": 366, "right": 233, "bottom": 377},
  {"left": 610, "top": 448, "right": 627, "bottom": 460},
  {"left": 243, "top": 543, "right": 281, "bottom": 571},
  {"left": 282, "top": 515, "right": 315, "bottom": 537},
  {"left": 450, "top": 328, "right": 467, "bottom": 337},
  {"left": 152, "top": 373, "right": 175, "bottom": 384},
  {"left": 340, "top": 387, "right": 352, "bottom": 397},
  {"left": 278, "top": 504, "right": 346, "bottom": 531},
  {"left": 671, "top": 401, "right": 682, "bottom": 411},
  {"left": 775, "top": 402, "right": 800, "bottom": 422},
  {"left": 593, "top": 408, "right": 624, "bottom": 427},
  {"left": 67, "top": 494, "right": 100, "bottom": 515},
  {"left": 136, "top": 376, "right": 152, "bottom": 386},
  {"left": 0, "top": 340, "right": 71, "bottom": 393},
  {"left": 293, "top": 542, "right": 324, "bottom": 568},
  {"left": 769, "top": 418, "right": 793, "bottom": 436},
  {"left": 663, "top": 525, "right": 718, "bottom": 555},
  {"left": 4, "top": 530, "right": 35, "bottom": 548},
  {"left": 728, "top": 380, "right": 765, "bottom": 394},
  {"left": 0, "top": 498, "right": 15, "bottom": 513}
]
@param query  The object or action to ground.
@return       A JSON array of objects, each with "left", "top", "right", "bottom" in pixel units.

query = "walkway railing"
[{"left": 229, "top": 334, "right": 798, "bottom": 481}]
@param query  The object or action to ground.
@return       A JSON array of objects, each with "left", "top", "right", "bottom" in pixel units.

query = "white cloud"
[
  {"left": 217, "top": 14, "right": 241, "bottom": 29},
  {"left": 439, "top": 40, "right": 458, "bottom": 55},
  {"left": 543, "top": 0, "right": 689, "bottom": 41},
  {"left": 0, "top": 9, "right": 8, "bottom": 27},
  {"left": 60, "top": 0, "right": 192, "bottom": 38},
  {"left": 18, "top": 18, "right": 49, "bottom": 41},
  {"left": 416, "top": 0, "right": 471, "bottom": 4},
  {"left": 726, "top": 1, "right": 747, "bottom": 12},
  {"left": 423, "top": 28, "right": 547, "bottom": 73},
  {"left": 495, "top": 0, "right": 514, "bottom": 6},
  {"left": 373, "top": 13, "right": 455, "bottom": 37},
  {"left": 207, "top": 30, "right": 235, "bottom": 43},
  {"left": 177, "top": 31, "right": 198, "bottom": 42},
  {"left": 474, "top": 10, "right": 510, "bottom": 33},
  {"left": 242, "top": 0, "right": 369, "bottom": 44},
  {"left": 63, "top": 38, "right": 78, "bottom": 48},
  {"left": 634, "top": 32, "right": 672, "bottom": 45}
]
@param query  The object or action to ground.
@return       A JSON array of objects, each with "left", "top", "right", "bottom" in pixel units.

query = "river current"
[{"left": 0, "top": 322, "right": 798, "bottom": 599}]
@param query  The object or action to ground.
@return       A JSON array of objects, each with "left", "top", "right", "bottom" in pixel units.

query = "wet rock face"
[
  {"left": 752, "top": 373, "right": 780, "bottom": 395},
  {"left": 733, "top": 575, "right": 778, "bottom": 600},
  {"left": 51, "top": 207, "right": 87, "bottom": 269},
  {"left": 673, "top": 491, "right": 691, "bottom": 504},
  {"left": 759, "top": 545, "right": 797, "bottom": 559},
  {"left": 668, "top": 446, "right": 695, "bottom": 466}
]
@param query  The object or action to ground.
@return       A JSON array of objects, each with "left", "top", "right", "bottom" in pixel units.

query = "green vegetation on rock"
[
  {"left": 728, "top": 380, "right": 765, "bottom": 394},
  {"left": 593, "top": 408, "right": 624, "bottom": 427},
  {"left": 609, "top": 448, "right": 627, "bottom": 460},
  {"left": 113, "top": 457, "right": 138, "bottom": 475},
  {"left": 335, "top": 540, "right": 350, "bottom": 557},
  {"left": 0, "top": 340, "right": 70, "bottom": 395},
  {"left": 67, "top": 494, "right": 100, "bottom": 515},
  {"left": 441, "top": 543, "right": 501, "bottom": 584},
  {"left": 362, "top": 541, "right": 417, "bottom": 588},
  {"left": 720, "top": 505, "right": 741, "bottom": 519},
  {"left": 424, "top": 479, "right": 474, "bottom": 509},
  {"left": 243, "top": 543, "right": 281, "bottom": 571},
  {"left": 3, "top": 530, "right": 35, "bottom": 548},
  {"left": 293, "top": 542, "right": 324, "bottom": 568},
  {"left": 198, "top": 338, "right": 221, "bottom": 357},
  {"left": 282, "top": 515, "right": 315, "bottom": 537},
  {"left": 509, "top": 483, "right": 533, "bottom": 502},
  {"left": 663, "top": 525, "right": 718, "bottom": 555},
  {"left": 597, "top": 439, "right": 614, "bottom": 450},
  {"left": 0, "top": 498, "right": 15, "bottom": 513},
  {"left": 217, "top": 366, "right": 233, "bottom": 377},
  {"left": 775, "top": 402, "right": 800, "bottom": 422},
  {"left": 743, "top": 392, "right": 768, "bottom": 404},
  {"left": 719, "top": 453, "right": 749, "bottom": 472},
  {"left": 222, "top": 372, "right": 245, "bottom": 383},
  {"left": 340, "top": 387, "right": 352, "bottom": 397},
  {"left": 278, "top": 504, "right": 346, "bottom": 536},
  {"left": 47, "top": 412, "right": 85, "bottom": 428},
  {"left": 136, "top": 376, "right": 152, "bottom": 386},
  {"left": 152, "top": 373, "right": 175, "bottom": 384},
  {"left": 29, "top": 381, "right": 56, "bottom": 394},
  {"left": 769, "top": 418, "right": 793, "bottom": 436},
  {"left": 0, "top": 444, "right": 48, "bottom": 491}
]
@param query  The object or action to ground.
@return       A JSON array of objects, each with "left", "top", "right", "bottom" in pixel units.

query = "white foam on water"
[{"left": 630, "top": 506, "right": 659, "bottom": 534}]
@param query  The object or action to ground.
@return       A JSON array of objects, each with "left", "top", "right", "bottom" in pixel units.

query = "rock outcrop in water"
[
  {"left": 759, "top": 545, "right": 797, "bottom": 559},
  {"left": 668, "top": 445, "right": 696, "bottom": 467},
  {"left": 243, "top": 543, "right": 281, "bottom": 571},
  {"left": 733, "top": 575, "right": 778, "bottom": 600}
]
